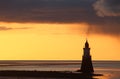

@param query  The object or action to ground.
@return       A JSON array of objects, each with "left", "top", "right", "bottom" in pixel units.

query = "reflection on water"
[
  {"left": 94, "top": 73, "right": 111, "bottom": 79},
  {"left": 94, "top": 71, "right": 120, "bottom": 79}
]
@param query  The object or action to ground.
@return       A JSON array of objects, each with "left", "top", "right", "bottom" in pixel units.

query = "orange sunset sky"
[
  {"left": 0, "top": 0, "right": 119, "bottom": 60},
  {"left": 0, "top": 22, "right": 119, "bottom": 60}
]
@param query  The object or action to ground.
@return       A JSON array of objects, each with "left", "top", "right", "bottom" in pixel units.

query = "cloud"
[
  {"left": 0, "top": 26, "right": 29, "bottom": 31},
  {"left": 0, "top": 0, "right": 119, "bottom": 36},
  {"left": 0, "top": 26, "right": 13, "bottom": 31},
  {"left": 93, "top": 0, "right": 120, "bottom": 17}
]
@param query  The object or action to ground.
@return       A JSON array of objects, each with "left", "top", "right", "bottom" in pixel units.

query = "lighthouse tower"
[{"left": 80, "top": 40, "right": 94, "bottom": 73}]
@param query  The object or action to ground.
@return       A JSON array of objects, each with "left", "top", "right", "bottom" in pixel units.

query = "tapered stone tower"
[{"left": 80, "top": 40, "right": 94, "bottom": 73}]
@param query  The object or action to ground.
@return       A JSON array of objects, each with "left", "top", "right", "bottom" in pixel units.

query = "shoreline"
[{"left": 0, "top": 70, "right": 103, "bottom": 78}]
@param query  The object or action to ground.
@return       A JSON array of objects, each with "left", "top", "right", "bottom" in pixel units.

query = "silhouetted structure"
[{"left": 80, "top": 40, "right": 94, "bottom": 73}]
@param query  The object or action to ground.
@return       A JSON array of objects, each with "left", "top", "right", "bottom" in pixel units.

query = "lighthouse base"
[{"left": 80, "top": 56, "right": 94, "bottom": 73}]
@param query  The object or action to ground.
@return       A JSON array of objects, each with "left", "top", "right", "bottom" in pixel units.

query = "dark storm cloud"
[
  {"left": 92, "top": 0, "right": 120, "bottom": 35},
  {"left": 0, "top": 0, "right": 120, "bottom": 35},
  {"left": 0, "top": 0, "right": 95, "bottom": 23}
]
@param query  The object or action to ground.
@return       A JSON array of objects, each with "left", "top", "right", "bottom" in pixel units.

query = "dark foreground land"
[{"left": 0, "top": 70, "right": 103, "bottom": 79}]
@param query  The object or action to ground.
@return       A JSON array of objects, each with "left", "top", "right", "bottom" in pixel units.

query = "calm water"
[{"left": 0, "top": 60, "right": 119, "bottom": 79}]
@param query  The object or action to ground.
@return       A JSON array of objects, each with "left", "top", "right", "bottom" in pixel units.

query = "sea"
[{"left": 0, "top": 60, "right": 119, "bottom": 79}]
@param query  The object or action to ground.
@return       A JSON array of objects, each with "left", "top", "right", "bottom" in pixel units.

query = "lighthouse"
[{"left": 80, "top": 40, "right": 94, "bottom": 73}]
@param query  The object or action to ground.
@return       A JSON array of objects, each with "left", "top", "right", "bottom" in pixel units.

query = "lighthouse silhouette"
[{"left": 80, "top": 40, "right": 94, "bottom": 73}]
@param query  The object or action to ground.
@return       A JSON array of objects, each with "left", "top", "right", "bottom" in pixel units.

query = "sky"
[{"left": 0, "top": 0, "right": 120, "bottom": 60}]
